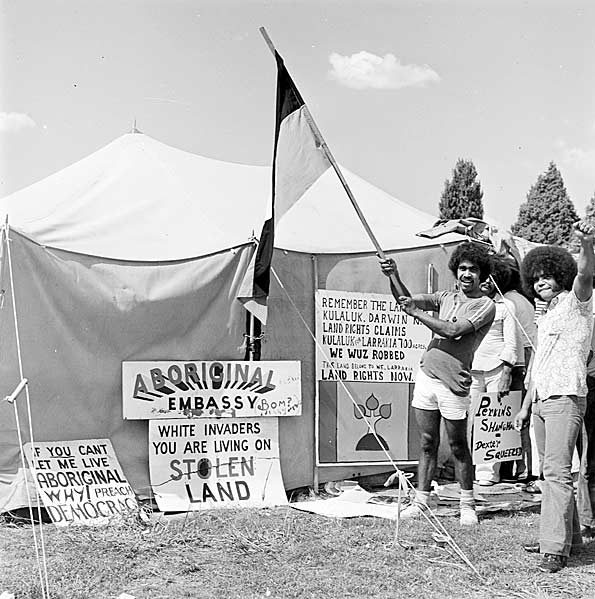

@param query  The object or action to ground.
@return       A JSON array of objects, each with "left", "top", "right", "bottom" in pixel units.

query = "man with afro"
[
  {"left": 380, "top": 241, "right": 495, "bottom": 527},
  {"left": 515, "top": 220, "right": 595, "bottom": 573}
]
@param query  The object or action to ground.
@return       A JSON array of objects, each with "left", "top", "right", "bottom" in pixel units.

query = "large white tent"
[
  {"left": 1, "top": 132, "right": 461, "bottom": 257},
  {"left": 0, "top": 133, "right": 465, "bottom": 510}
]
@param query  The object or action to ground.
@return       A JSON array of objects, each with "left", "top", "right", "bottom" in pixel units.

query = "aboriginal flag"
[{"left": 237, "top": 51, "right": 331, "bottom": 324}]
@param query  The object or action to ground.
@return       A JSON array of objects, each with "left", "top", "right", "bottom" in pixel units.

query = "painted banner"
[
  {"left": 472, "top": 391, "right": 523, "bottom": 464},
  {"left": 315, "top": 290, "right": 429, "bottom": 383},
  {"left": 148, "top": 418, "right": 287, "bottom": 512},
  {"left": 24, "top": 439, "right": 138, "bottom": 527},
  {"left": 336, "top": 382, "right": 409, "bottom": 462},
  {"left": 123, "top": 360, "right": 301, "bottom": 419}
]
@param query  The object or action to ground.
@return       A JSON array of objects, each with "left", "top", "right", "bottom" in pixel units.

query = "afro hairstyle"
[
  {"left": 521, "top": 245, "right": 577, "bottom": 299},
  {"left": 487, "top": 255, "right": 513, "bottom": 291},
  {"left": 448, "top": 241, "right": 492, "bottom": 282}
]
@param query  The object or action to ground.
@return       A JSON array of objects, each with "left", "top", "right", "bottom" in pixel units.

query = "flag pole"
[{"left": 259, "top": 27, "right": 409, "bottom": 298}]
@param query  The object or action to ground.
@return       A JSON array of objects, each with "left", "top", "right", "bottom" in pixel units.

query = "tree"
[
  {"left": 585, "top": 190, "right": 595, "bottom": 224},
  {"left": 511, "top": 162, "right": 578, "bottom": 246},
  {"left": 438, "top": 158, "right": 484, "bottom": 220},
  {"left": 567, "top": 189, "right": 595, "bottom": 253}
]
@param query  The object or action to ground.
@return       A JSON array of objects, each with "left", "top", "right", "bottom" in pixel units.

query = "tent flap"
[{"left": 0, "top": 230, "right": 253, "bottom": 510}]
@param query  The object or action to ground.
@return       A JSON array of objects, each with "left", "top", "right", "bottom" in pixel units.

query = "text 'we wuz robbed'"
[{"left": 319, "top": 296, "right": 426, "bottom": 383}]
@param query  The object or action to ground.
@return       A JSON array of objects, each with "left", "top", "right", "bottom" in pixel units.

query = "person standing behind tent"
[
  {"left": 470, "top": 256, "right": 519, "bottom": 486},
  {"left": 379, "top": 241, "right": 495, "bottom": 527},
  {"left": 514, "top": 220, "right": 595, "bottom": 573}
]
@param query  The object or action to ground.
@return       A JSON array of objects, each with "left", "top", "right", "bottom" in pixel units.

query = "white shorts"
[{"left": 412, "top": 369, "right": 470, "bottom": 421}]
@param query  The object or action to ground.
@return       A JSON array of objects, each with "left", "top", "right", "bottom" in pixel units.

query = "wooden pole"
[{"left": 259, "top": 27, "right": 408, "bottom": 298}]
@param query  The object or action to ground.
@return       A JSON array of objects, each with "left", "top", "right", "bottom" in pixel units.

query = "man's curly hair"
[
  {"left": 521, "top": 246, "right": 577, "bottom": 299},
  {"left": 448, "top": 242, "right": 492, "bottom": 281}
]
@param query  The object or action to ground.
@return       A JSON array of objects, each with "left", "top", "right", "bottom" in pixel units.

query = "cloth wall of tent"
[{"left": 0, "top": 133, "right": 465, "bottom": 512}]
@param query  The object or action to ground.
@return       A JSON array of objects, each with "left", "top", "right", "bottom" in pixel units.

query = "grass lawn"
[{"left": 2, "top": 505, "right": 595, "bottom": 599}]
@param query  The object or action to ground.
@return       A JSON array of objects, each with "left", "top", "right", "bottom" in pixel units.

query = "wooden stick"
[
  {"left": 4, "top": 378, "right": 27, "bottom": 404},
  {"left": 258, "top": 27, "right": 408, "bottom": 297}
]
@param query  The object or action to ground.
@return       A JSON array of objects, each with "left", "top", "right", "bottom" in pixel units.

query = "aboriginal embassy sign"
[
  {"left": 315, "top": 290, "right": 429, "bottom": 382},
  {"left": 24, "top": 439, "right": 138, "bottom": 527},
  {"left": 123, "top": 360, "right": 301, "bottom": 419}
]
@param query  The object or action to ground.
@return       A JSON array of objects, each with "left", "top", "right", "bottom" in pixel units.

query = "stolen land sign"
[
  {"left": 472, "top": 391, "right": 522, "bottom": 464},
  {"left": 315, "top": 290, "right": 429, "bottom": 383},
  {"left": 149, "top": 418, "right": 287, "bottom": 512},
  {"left": 24, "top": 439, "right": 138, "bottom": 527},
  {"left": 123, "top": 360, "right": 301, "bottom": 419}
]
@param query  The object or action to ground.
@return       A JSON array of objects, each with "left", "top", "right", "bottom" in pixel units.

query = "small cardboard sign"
[
  {"left": 123, "top": 360, "right": 301, "bottom": 419},
  {"left": 148, "top": 418, "right": 287, "bottom": 512},
  {"left": 24, "top": 439, "right": 138, "bottom": 527},
  {"left": 472, "top": 391, "right": 522, "bottom": 464}
]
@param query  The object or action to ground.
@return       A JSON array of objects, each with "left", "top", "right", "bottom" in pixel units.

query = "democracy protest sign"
[
  {"left": 123, "top": 360, "right": 301, "bottom": 419},
  {"left": 315, "top": 290, "right": 429, "bottom": 383},
  {"left": 472, "top": 391, "right": 522, "bottom": 464},
  {"left": 148, "top": 418, "right": 287, "bottom": 512},
  {"left": 24, "top": 439, "right": 138, "bottom": 527}
]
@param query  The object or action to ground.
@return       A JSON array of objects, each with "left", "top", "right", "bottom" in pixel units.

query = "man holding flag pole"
[
  {"left": 380, "top": 243, "right": 495, "bottom": 527},
  {"left": 235, "top": 28, "right": 487, "bottom": 573}
]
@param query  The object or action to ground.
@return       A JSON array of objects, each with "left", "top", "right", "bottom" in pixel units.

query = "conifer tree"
[
  {"left": 585, "top": 190, "right": 595, "bottom": 224},
  {"left": 567, "top": 189, "right": 595, "bottom": 253},
  {"left": 438, "top": 158, "right": 484, "bottom": 220},
  {"left": 511, "top": 162, "right": 578, "bottom": 245}
]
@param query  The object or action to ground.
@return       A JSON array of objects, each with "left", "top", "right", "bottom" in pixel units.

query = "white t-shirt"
[{"left": 504, "top": 290, "right": 536, "bottom": 365}]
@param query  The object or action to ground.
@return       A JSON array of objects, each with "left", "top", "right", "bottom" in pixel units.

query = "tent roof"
[
  {"left": 0, "top": 133, "right": 270, "bottom": 261},
  {"left": 276, "top": 167, "right": 462, "bottom": 253},
  {"left": 0, "top": 133, "right": 463, "bottom": 260}
]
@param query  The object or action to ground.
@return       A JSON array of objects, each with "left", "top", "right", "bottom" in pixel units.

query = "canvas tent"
[{"left": 0, "top": 132, "right": 465, "bottom": 511}]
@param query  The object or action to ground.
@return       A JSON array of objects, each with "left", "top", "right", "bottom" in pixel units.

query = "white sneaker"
[{"left": 460, "top": 507, "right": 479, "bottom": 527}]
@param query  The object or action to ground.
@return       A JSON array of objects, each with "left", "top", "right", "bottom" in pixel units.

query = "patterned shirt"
[{"left": 533, "top": 290, "right": 594, "bottom": 399}]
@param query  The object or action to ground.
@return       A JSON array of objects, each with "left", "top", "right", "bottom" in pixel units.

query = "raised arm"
[
  {"left": 378, "top": 257, "right": 412, "bottom": 300},
  {"left": 573, "top": 220, "right": 595, "bottom": 302}
]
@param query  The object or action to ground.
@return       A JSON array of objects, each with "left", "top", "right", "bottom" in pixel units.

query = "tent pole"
[
  {"left": 259, "top": 26, "right": 408, "bottom": 298},
  {"left": 248, "top": 313, "right": 255, "bottom": 361},
  {"left": 312, "top": 254, "right": 320, "bottom": 494}
]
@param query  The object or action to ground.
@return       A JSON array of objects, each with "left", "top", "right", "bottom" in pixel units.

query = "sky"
[{"left": 1, "top": 0, "right": 594, "bottom": 232}]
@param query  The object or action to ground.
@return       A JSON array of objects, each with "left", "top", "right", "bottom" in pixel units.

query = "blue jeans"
[{"left": 533, "top": 394, "right": 585, "bottom": 556}]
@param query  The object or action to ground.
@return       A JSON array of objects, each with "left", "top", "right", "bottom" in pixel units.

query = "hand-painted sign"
[
  {"left": 148, "top": 418, "right": 287, "bottom": 511},
  {"left": 24, "top": 439, "right": 138, "bottom": 527},
  {"left": 123, "top": 360, "right": 301, "bottom": 419},
  {"left": 472, "top": 391, "right": 522, "bottom": 464},
  {"left": 315, "top": 290, "right": 429, "bottom": 383}
]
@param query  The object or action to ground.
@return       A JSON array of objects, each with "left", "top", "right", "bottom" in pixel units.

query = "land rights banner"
[
  {"left": 472, "top": 391, "right": 523, "bottom": 464},
  {"left": 315, "top": 290, "right": 429, "bottom": 383},
  {"left": 24, "top": 439, "right": 138, "bottom": 527},
  {"left": 123, "top": 360, "right": 301, "bottom": 419},
  {"left": 149, "top": 417, "right": 287, "bottom": 512}
]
